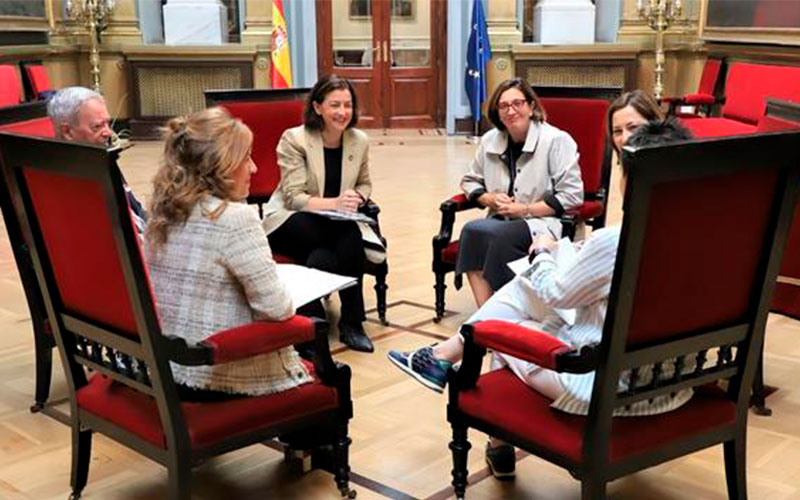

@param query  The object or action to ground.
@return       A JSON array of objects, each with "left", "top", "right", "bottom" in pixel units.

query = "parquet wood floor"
[{"left": 0, "top": 130, "right": 797, "bottom": 499}]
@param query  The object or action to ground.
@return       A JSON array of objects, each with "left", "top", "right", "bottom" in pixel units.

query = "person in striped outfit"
[{"left": 390, "top": 115, "right": 693, "bottom": 479}]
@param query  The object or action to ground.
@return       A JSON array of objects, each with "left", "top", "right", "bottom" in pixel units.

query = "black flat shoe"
[{"left": 339, "top": 324, "right": 374, "bottom": 353}]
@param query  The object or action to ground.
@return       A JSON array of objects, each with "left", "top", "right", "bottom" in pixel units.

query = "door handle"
[
  {"left": 384, "top": 40, "right": 389, "bottom": 65},
  {"left": 372, "top": 44, "right": 381, "bottom": 64}
]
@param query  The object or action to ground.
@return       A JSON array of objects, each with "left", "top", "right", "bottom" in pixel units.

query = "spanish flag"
[{"left": 270, "top": 0, "right": 293, "bottom": 88}]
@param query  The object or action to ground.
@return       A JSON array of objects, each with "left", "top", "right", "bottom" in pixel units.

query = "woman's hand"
[
  {"left": 478, "top": 192, "right": 513, "bottom": 211},
  {"left": 529, "top": 234, "right": 557, "bottom": 254},
  {"left": 336, "top": 190, "right": 362, "bottom": 213},
  {"left": 495, "top": 199, "right": 528, "bottom": 218}
]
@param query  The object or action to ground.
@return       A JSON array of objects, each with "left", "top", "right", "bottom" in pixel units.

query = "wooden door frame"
[
  {"left": 316, "top": 0, "right": 385, "bottom": 128},
  {"left": 316, "top": 0, "right": 447, "bottom": 128}
]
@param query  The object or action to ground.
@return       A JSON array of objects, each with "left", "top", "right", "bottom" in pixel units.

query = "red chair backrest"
[
  {"left": 626, "top": 167, "right": 780, "bottom": 347},
  {"left": 217, "top": 98, "right": 306, "bottom": 198},
  {"left": 697, "top": 59, "right": 722, "bottom": 96},
  {"left": 722, "top": 63, "right": 800, "bottom": 125},
  {"left": 540, "top": 97, "right": 609, "bottom": 196},
  {"left": 22, "top": 165, "right": 142, "bottom": 338},
  {"left": 23, "top": 64, "right": 52, "bottom": 99},
  {"left": 0, "top": 65, "right": 22, "bottom": 107}
]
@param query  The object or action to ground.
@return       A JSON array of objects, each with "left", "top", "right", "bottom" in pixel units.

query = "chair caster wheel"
[
  {"left": 340, "top": 487, "right": 357, "bottom": 498},
  {"left": 433, "top": 316, "right": 442, "bottom": 323},
  {"left": 69, "top": 491, "right": 82, "bottom": 500},
  {"left": 30, "top": 402, "right": 45, "bottom": 413}
]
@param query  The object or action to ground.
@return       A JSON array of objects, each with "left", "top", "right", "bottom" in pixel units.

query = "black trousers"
[{"left": 268, "top": 212, "right": 366, "bottom": 326}]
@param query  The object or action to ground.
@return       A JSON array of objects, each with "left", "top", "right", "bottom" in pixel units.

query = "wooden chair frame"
[
  {"left": 446, "top": 130, "right": 800, "bottom": 499},
  {"left": 0, "top": 101, "right": 62, "bottom": 418}
]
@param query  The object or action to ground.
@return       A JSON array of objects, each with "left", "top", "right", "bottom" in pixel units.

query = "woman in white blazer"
[{"left": 262, "top": 75, "right": 374, "bottom": 353}]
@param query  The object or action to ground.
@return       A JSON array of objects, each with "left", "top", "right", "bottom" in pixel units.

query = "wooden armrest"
[
  {"left": 434, "top": 193, "right": 483, "bottom": 251},
  {"left": 440, "top": 193, "right": 481, "bottom": 214}
]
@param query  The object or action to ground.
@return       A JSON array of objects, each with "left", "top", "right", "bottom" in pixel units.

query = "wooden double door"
[{"left": 316, "top": 0, "right": 447, "bottom": 128}]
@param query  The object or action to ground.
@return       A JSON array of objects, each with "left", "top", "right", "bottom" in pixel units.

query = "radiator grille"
[
  {"left": 136, "top": 66, "right": 244, "bottom": 116},
  {"left": 525, "top": 65, "right": 626, "bottom": 89}
]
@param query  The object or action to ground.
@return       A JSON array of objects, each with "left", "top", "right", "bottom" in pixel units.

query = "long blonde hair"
[{"left": 146, "top": 107, "right": 253, "bottom": 248}]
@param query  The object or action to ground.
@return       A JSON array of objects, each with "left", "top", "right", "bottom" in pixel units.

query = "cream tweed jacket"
[{"left": 144, "top": 196, "right": 312, "bottom": 395}]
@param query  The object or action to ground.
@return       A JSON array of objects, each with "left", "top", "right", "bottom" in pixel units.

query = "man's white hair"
[{"left": 47, "top": 86, "right": 105, "bottom": 135}]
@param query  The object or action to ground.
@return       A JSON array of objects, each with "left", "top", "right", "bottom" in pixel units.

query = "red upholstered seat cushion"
[
  {"left": 756, "top": 114, "right": 800, "bottom": 133},
  {"left": 77, "top": 363, "right": 339, "bottom": 450},
  {"left": 458, "top": 368, "right": 736, "bottom": 464},
  {"left": 682, "top": 117, "right": 757, "bottom": 138},
  {"left": 442, "top": 240, "right": 460, "bottom": 264},
  {"left": 0, "top": 117, "right": 55, "bottom": 137}
]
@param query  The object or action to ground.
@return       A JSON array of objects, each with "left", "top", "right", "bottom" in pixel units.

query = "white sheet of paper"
[
  {"left": 276, "top": 264, "right": 358, "bottom": 308},
  {"left": 507, "top": 238, "right": 578, "bottom": 326}
]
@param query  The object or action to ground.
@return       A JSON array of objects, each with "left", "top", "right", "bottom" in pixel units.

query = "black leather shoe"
[
  {"left": 485, "top": 442, "right": 516, "bottom": 480},
  {"left": 339, "top": 323, "right": 374, "bottom": 353}
]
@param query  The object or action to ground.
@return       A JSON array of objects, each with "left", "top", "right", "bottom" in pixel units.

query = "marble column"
[
  {"left": 485, "top": 0, "right": 522, "bottom": 101},
  {"left": 103, "top": 0, "right": 143, "bottom": 45},
  {"left": 241, "top": 0, "right": 271, "bottom": 46}
]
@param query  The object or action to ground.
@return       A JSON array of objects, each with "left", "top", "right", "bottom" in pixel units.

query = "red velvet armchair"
[
  {"left": 206, "top": 89, "right": 390, "bottom": 325},
  {"left": 663, "top": 58, "right": 725, "bottom": 118},
  {"left": 0, "top": 133, "right": 356, "bottom": 500},
  {"left": 446, "top": 130, "right": 800, "bottom": 499},
  {"left": 432, "top": 97, "right": 610, "bottom": 322},
  {"left": 682, "top": 62, "right": 800, "bottom": 138}
]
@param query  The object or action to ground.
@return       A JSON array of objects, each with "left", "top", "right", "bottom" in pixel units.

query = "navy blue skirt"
[{"left": 455, "top": 217, "right": 532, "bottom": 291}]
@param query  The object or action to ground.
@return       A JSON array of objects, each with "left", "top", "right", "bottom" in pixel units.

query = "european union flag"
[{"left": 465, "top": 0, "right": 491, "bottom": 129}]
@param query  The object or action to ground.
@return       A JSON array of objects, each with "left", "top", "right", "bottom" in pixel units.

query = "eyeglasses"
[{"left": 497, "top": 99, "right": 528, "bottom": 113}]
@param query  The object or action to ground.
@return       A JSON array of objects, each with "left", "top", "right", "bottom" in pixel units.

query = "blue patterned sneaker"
[{"left": 387, "top": 346, "right": 452, "bottom": 393}]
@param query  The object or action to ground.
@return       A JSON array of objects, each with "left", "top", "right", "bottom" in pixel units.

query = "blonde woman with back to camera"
[{"left": 144, "top": 107, "right": 312, "bottom": 401}]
